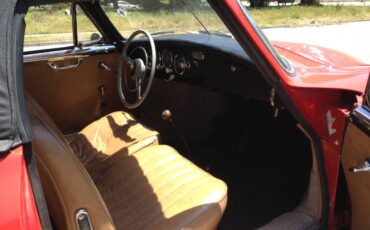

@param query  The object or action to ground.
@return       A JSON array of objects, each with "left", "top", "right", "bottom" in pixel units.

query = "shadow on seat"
[{"left": 106, "top": 113, "right": 137, "bottom": 143}]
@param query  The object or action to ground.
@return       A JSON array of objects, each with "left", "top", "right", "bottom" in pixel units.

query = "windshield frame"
[{"left": 235, "top": 0, "right": 295, "bottom": 76}]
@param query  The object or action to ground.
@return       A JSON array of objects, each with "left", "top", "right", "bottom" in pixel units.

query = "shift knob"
[{"left": 161, "top": 109, "right": 172, "bottom": 121}]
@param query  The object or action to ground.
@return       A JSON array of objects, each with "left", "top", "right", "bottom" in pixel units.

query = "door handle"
[
  {"left": 350, "top": 160, "right": 370, "bottom": 173},
  {"left": 47, "top": 58, "right": 82, "bottom": 70}
]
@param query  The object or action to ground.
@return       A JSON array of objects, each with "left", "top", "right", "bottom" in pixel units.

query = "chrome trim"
[
  {"left": 350, "top": 160, "right": 370, "bottom": 173},
  {"left": 48, "top": 58, "right": 83, "bottom": 70},
  {"left": 47, "top": 55, "right": 88, "bottom": 62},
  {"left": 236, "top": 0, "right": 295, "bottom": 76},
  {"left": 24, "top": 45, "right": 116, "bottom": 63},
  {"left": 99, "top": 62, "right": 116, "bottom": 73},
  {"left": 173, "top": 54, "right": 187, "bottom": 75},
  {"left": 352, "top": 106, "right": 370, "bottom": 132},
  {"left": 75, "top": 208, "right": 93, "bottom": 230}
]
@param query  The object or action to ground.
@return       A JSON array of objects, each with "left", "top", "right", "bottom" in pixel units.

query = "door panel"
[
  {"left": 341, "top": 77, "right": 370, "bottom": 230},
  {"left": 342, "top": 122, "right": 370, "bottom": 230},
  {"left": 24, "top": 52, "right": 122, "bottom": 134}
]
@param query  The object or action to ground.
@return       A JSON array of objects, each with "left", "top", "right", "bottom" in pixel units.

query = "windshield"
[
  {"left": 101, "top": 0, "right": 293, "bottom": 73},
  {"left": 100, "top": 0, "right": 229, "bottom": 37}
]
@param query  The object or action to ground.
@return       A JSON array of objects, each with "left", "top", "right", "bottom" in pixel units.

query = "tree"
[{"left": 112, "top": 0, "right": 119, "bottom": 9}]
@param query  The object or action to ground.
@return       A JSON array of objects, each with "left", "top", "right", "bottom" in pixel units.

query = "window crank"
[
  {"left": 350, "top": 159, "right": 370, "bottom": 173},
  {"left": 99, "top": 62, "right": 117, "bottom": 74}
]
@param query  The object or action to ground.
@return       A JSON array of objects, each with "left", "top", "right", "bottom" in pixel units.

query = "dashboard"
[
  {"left": 156, "top": 48, "right": 205, "bottom": 82},
  {"left": 128, "top": 33, "right": 270, "bottom": 101}
]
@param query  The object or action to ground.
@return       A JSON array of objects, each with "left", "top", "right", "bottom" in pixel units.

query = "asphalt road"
[{"left": 263, "top": 21, "right": 370, "bottom": 64}]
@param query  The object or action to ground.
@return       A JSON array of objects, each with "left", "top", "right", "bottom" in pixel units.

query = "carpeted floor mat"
[{"left": 164, "top": 100, "right": 312, "bottom": 229}]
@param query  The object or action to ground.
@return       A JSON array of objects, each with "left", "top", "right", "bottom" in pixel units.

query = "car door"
[
  {"left": 341, "top": 76, "right": 370, "bottom": 230},
  {"left": 23, "top": 3, "right": 122, "bottom": 134}
]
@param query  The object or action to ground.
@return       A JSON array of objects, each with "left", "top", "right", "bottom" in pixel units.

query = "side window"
[
  {"left": 25, "top": 3, "right": 73, "bottom": 51},
  {"left": 24, "top": 3, "right": 102, "bottom": 52},
  {"left": 76, "top": 5, "right": 102, "bottom": 45}
]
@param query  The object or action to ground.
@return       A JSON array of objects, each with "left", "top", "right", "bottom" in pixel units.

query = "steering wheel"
[{"left": 117, "top": 29, "right": 156, "bottom": 109}]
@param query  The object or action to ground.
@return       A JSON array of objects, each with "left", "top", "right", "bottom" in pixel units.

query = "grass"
[{"left": 24, "top": 5, "right": 370, "bottom": 45}]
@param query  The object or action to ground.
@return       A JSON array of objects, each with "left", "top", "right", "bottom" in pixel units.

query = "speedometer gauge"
[
  {"left": 162, "top": 49, "right": 173, "bottom": 67},
  {"left": 174, "top": 54, "right": 188, "bottom": 75}
]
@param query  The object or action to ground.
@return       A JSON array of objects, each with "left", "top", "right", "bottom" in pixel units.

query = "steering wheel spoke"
[{"left": 137, "top": 78, "right": 142, "bottom": 100}]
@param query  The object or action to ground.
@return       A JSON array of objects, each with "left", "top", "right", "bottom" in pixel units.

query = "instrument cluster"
[{"left": 156, "top": 49, "right": 193, "bottom": 81}]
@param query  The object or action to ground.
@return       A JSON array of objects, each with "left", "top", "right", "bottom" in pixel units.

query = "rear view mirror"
[{"left": 90, "top": 32, "right": 101, "bottom": 41}]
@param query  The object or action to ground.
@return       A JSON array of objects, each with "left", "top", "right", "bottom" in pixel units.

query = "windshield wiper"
[{"left": 181, "top": 0, "right": 209, "bottom": 34}]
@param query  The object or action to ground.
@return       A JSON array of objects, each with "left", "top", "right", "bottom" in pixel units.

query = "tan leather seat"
[
  {"left": 28, "top": 96, "right": 115, "bottom": 230},
  {"left": 28, "top": 97, "right": 228, "bottom": 230}
]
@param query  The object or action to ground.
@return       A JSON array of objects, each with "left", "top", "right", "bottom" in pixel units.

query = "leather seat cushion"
[
  {"left": 91, "top": 144, "right": 227, "bottom": 230},
  {"left": 70, "top": 111, "right": 159, "bottom": 182}
]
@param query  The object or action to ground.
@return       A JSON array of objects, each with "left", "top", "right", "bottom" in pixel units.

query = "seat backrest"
[{"left": 27, "top": 96, "right": 115, "bottom": 230}]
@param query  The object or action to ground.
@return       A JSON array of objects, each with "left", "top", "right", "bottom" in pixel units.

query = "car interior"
[{"left": 22, "top": 1, "right": 324, "bottom": 229}]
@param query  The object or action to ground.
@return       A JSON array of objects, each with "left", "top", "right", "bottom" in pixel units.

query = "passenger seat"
[{"left": 27, "top": 96, "right": 227, "bottom": 230}]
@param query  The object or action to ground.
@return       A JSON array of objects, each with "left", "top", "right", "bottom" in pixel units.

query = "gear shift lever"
[
  {"left": 161, "top": 109, "right": 172, "bottom": 122},
  {"left": 161, "top": 109, "right": 192, "bottom": 158}
]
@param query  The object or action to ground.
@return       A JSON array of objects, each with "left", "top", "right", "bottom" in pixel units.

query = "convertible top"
[
  {"left": 0, "top": 0, "right": 119, "bottom": 155},
  {"left": 0, "top": 0, "right": 31, "bottom": 154},
  {"left": 27, "top": 0, "right": 90, "bottom": 6}
]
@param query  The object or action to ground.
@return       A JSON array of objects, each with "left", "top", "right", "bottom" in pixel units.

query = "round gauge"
[
  {"left": 162, "top": 49, "right": 173, "bottom": 67},
  {"left": 174, "top": 54, "right": 188, "bottom": 75}
]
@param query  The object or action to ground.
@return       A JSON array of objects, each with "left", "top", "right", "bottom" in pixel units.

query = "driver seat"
[{"left": 27, "top": 96, "right": 228, "bottom": 230}]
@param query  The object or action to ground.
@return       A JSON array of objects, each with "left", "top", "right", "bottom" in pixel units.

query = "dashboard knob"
[
  {"left": 161, "top": 109, "right": 172, "bottom": 121},
  {"left": 165, "top": 67, "right": 173, "bottom": 74}
]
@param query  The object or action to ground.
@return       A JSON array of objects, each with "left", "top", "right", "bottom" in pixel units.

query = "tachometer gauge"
[
  {"left": 162, "top": 49, "right": 173, "bottom": 67},
  {"left": 174, "top": 54, "right": 189, "bottom": 75}
]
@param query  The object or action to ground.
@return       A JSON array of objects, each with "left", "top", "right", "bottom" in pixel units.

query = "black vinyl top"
[
  {"left": 0, "top": 0, "right": 19, "bottom": 153},
  {"left": 27, "top": 0, "right": 89, "bottom": 6},
  {"left": 0, "top": 0, "right": 32, "bottom": 154},
  {"left": 0, "top": 0, "right": 115, "bottom": 155}
]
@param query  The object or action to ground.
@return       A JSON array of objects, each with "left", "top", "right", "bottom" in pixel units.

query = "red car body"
[
  {"left": 0, "top": 0, "right": 369, "bottom": 229},
  {"left": 273, "top": 41, "right": 370, "bottom": 228}
]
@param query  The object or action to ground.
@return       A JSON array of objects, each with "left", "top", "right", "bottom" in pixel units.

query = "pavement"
[
  {"left": 263, "top": 21, "right": 370, "bottom": 64},
  {"left": 321, "top": 1, "right": 370, "bottom": 6},
  {"left": 242, "top": 1, "right": 370, "bottom": 6}
]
